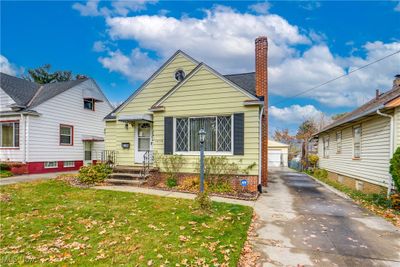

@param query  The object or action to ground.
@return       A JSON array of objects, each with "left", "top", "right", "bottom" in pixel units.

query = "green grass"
[
  {"left": 0, "top": 170, "right": 13, "bottom": 178},
  {"left": 0, "top": 180, "right": 253, "bottom": 266}
]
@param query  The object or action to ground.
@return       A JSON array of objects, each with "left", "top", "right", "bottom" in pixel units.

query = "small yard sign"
[{"left": 240, "top": 179, "right": 248, "bottom": 187}]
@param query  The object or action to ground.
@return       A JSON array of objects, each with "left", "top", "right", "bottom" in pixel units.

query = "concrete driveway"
[{"left": 252, "top": 168, "right": 400, "bottom": 266}]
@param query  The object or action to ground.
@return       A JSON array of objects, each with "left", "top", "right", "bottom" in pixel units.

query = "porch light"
[
  {"left": 199, "top": 128, "right": 206, "bottom": 193},
  {"left": 199, "top": 128, "right": 206, "bottom": 144}
]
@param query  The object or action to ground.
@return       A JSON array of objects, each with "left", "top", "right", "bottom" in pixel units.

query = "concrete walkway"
[
  {"left": 0, "top": 171, "right": 77, "bottom": 186},
  {"left": 252, "top": 168, "right": 400, "bottom": 266},
  {"left": 95, "top": 185, "right": 256, "bottom": 207}
]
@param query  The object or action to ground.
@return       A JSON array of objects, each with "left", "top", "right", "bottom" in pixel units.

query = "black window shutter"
[
  {"left": 164, "top": 117, "right": 173, "bottom": 155},
  {"left": 233, "top": 113, "right": 244, "bottom": 155}
]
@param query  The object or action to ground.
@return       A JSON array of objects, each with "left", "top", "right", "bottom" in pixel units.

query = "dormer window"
[{"left": 84, "top": 98, "right": 95, "bottom": 111}]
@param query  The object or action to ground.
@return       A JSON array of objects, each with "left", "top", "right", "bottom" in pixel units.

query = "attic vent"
[{"left": 174, "top": 70, "right": 185, "bottom": 82}]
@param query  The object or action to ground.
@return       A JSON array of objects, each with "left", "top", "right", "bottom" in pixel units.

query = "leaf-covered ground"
[{"left": 0, "top": 180, "right": 253, "bottom": 266}]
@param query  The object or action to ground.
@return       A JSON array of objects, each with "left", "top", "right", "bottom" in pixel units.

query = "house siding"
[
  {"left": 0, "top": 88, "right": 15, "bottom": 112},
  {"left": 105, "top": 54, "right": 198, "bottom": 165},
  {"left": 395, "top": 107, "right": 400, "bottom": 149},
  {"left": 153, "top": 67, "right": 260, "bottom": 175},
  {"left": 318, "top": 115, "right": 391, "bottom": 188},
  {"left": 27, "top": 79, "right": 112, "bottom": 162}
]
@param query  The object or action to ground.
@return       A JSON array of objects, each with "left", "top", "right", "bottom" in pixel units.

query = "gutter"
[
  {"left": 376, "top": 109, "right": 394, "bottom": 197},
  {"left": 314, "top": 104, "right": 385, "bottom": 136}
]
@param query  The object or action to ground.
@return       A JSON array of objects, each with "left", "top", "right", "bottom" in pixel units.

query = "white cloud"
[
  {"left": 72, "top": 0, "right": 157, "bottom": 17},
  {"left": 299, "top": 2, "right": 321, "bottom": 11},
  {"left": 248, "top": 1, "right": 271, "bottom": 14},
  {"left": 72, "top": 0, "right": 104, "bottom": 16},
  {"left": 111, "top": 0, "right": 157, "bottom": 16},
  {"left": 95, "top": 5, "right": 399, "bottom": 108},
  {"left": 98, "top": 48, "right": 159, "bottom": 81},
  {"left": 106, "top": 6, "right": 309, "bottom": 74},
  {"left": 0, "top": 55, "right": 19, "bottom": 76},
  {"left": 93, "top": 40, "right": 107, "bottom": 52},
  {"left": 395, "top": 2, "right": 400, "bottom": 12},
  {"left": 270, "top": 105, "right": 325, "bottom": 123}
]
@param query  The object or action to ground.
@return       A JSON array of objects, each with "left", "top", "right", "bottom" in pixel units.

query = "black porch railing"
[
  {"left": 142, "top": 150, "right": 154, "bottom": 178},
  {"left": 100, "top": 150, "right": 117, "bottom": 167}
]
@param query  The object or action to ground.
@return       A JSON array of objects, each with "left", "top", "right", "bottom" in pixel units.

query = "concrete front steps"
[{"left": 106, "top": 165, "right": 150, "bottom": 186}]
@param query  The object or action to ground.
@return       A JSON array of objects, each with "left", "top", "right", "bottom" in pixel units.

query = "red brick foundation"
[{"left": 152, "top": 172, "right": 259, "bottom": 193}]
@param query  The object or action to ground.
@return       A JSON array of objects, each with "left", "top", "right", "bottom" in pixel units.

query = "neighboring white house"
[
  {"left": 268, "top": 140, "right": 289, "bottom": 167},
  {"left": 314, "top": 75, "right": 400, "bottom": 194},
  {"left": 0, "top": 72, "right": 113, "bottom": 174}
]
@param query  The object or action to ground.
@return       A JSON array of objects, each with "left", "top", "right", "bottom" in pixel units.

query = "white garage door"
[{"left": 268, "top": 149, "right": 282, "bottom": 167}]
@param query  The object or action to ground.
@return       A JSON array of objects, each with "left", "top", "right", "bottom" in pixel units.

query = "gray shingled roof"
[
  {"left": 0, "top": 72, "right": 40, "bottom": 106},
  {"left": 318, "top": 85, "right": 400, "bottom": 134},
  {"left": 0, "top": 72, "right": 88, "bottom": 110},
  {"left": 224, "top": 72, "right": 256, "bottom": 97},
  {"left": 28, "top": 78, "right": 88, "bottom": 108}
]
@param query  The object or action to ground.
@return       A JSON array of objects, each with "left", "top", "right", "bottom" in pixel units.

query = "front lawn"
[
  {"left": 0, "top": 180, "right": 253, "bottom": 266},
  {"left": 0, "top": 170, "right": 13, "bottom": 178}
]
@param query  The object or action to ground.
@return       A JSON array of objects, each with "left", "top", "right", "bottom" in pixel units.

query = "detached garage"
[{"left": 268, "top": 140, "right": 289, "bottom": 167}]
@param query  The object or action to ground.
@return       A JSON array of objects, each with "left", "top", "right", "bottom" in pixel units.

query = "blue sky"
[{"left": 1, "top": 1, "right": 400, "bottom": 134}]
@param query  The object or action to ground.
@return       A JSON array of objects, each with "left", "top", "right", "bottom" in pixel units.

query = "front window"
[
  {"left": 60, "top": 125, "right": 73, "bottom": 146},
  {"left": 84, "top": 99, "right": 95, "bottom": 111},
  {"left": 323, "top": 136, "right": 330, "bottom": 158},
  {"left": 353, "top": 126, "right": 361, "bottom": 158},
  {"left": 336, "top": 131, "right": 342, "bottom": 154},
  {"left": 0, "top": 121, "right": 19, "bottom": 148},
  {"left": 175, "top": 116, "right": 232, "bottom": 152}
]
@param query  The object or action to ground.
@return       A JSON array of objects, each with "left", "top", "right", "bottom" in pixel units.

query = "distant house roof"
[
  {"left": 0, "top": 72, "right": 88, "bottom": 111},
  {"left": 268, "top": 140, "right": 289, "bottom": 147},
  {"left": 317, "top": 85, "right": 400, "bottom": 135}
]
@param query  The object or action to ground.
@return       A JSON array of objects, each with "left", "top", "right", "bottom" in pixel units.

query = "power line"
[{"left": 269, "top": 49, "right": 400, "bottom": 107}]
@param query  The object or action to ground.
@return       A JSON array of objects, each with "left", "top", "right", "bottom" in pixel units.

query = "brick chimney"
[{"left": 255, "top": 36, "right": 268, "bottom": 187}]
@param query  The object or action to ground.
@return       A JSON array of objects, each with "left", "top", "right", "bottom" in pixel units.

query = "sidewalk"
[
  {"left": 94, "top": 185, "right": 256, "bottom": 207},
  {"left": 0, "top": 171, "right": 77, "bottom": 186}
]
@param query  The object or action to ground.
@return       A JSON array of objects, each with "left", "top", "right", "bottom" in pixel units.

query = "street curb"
[{"left": 304, "top": 173, "right": 351, "bottom": 200}]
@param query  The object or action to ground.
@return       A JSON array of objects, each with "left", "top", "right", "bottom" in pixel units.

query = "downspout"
[
  {"left": 376, "top": 109, "right": 394, "bottom": 197},
  {"left": 258, "top": 106, "right": 264, "bottom": 186}
]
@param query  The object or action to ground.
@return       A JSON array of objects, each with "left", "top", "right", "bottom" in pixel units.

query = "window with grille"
[
  {"left": 60, "top": 125, "right": 73, "bottom": 145},
  {"left": 175, "top": 116, "right": 232, "bottom": 152},
  {"left": 353, "top": 126, "right": 361, "bottom": 158},
  {"left": 0, "top": 121, "right": 19, "bottom": 148}
]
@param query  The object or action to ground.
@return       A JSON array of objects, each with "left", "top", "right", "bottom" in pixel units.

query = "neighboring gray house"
[
  {"left": 0, "top": 73, "right": 113, "bottom": 174},
  {"left": 314, "top": 75, "right": 400, "bottom": 194}
]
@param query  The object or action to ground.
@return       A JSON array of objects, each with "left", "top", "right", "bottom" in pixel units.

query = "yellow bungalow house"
[{"left": 104, "top": 37, "right": 270, "bottom": 191}]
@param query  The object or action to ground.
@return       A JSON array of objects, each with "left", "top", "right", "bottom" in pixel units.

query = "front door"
[
  {"left": 84, "top": 141, "right": 92, "bottom": 165},
  {"left": 134, "top": 122, "right": 152, "bottom": 163}
]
